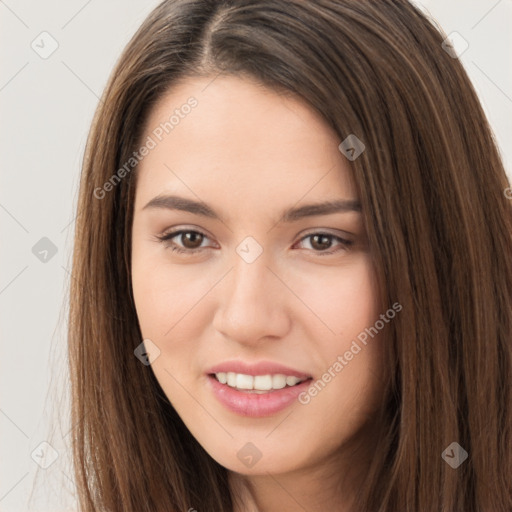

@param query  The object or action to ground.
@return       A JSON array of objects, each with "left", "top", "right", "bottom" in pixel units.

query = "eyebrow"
[{"left": 142, "top": 194, "right": 361, "bottom": 223}]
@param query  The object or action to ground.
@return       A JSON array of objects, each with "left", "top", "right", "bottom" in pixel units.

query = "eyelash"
[{"left": 155, "top": 229, "right": 353, "bottom": 256}]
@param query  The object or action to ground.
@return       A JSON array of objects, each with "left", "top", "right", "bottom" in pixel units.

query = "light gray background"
[{"left": 1, "top": 1, "right": 511, "bottom": 510}]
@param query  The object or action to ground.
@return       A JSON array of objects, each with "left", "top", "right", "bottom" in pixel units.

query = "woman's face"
[{"left": 131, "top": 75, "right": 385, "bottom": 477}]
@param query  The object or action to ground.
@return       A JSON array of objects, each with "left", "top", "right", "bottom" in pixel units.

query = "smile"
[
  {"left": 213, "top": 372, "right": 307, "bottom": 392},
  {"left": 206, "top": 361, "right": 313, "bottom": 417}
]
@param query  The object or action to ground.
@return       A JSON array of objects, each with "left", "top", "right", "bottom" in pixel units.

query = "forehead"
[{"left": 134, "top": 75, "right": 357, "bottom": 211}]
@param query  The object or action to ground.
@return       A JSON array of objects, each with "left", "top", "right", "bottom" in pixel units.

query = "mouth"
[
  {"left": 209, "top": 372, "right": 310, "bottom": 393},
  {"left": 205, "top": 361, "right": 313, "bottom": 417}
]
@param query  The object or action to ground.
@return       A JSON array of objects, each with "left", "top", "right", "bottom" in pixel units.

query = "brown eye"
[
  {"left": 156, "top": 228, "right": 217, "bottom": 255},
  {"left": 310, "top": 234, "right": 334, "bottom": 251},
  {"left": 295, "top": 232, "right": 353, "bottom": 255},
  {"left": 180, "top": 231, "right": 204, "bottom": 249}
]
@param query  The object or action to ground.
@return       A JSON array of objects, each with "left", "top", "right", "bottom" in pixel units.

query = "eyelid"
[
  {"left": 297, "top": 227, "right": 354, "bottom": 239},
  {"left": 158, "top": 224, "right": 212, "bottom": 238}
]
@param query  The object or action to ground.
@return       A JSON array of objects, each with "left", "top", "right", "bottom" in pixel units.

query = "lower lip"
[{"left": 207, "top": 375, "right": 312, "bottom": 417}]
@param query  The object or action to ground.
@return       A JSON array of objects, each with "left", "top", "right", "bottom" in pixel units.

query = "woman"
[{"left": 69, "top": 1, "right": 512, "bottom": 510}]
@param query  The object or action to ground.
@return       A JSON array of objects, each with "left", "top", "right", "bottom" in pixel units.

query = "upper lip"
[{"left": 206, "top": 360, "right": 312, "bottom": 379}]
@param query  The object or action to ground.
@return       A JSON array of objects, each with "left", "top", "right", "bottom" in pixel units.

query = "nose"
[{"left": 212, "top": 255, "right": 292, "bottom": 346}]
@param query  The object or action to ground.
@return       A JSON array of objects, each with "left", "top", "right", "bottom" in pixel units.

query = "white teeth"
[
  {"left": 214, "top": 372, "right": 306, "bottom": 391},
  {"left": 227, "top": 372, "right": 237, "bottom": 387},
  {"left": 286, "top": 376, "right": 301, "bottom": 386},
  {"left": 272, "top": 374, "right": 287, "bottom": 389},
  {"left": 254, "top": 375, "right": 273, "bottom": 390},
  {"left": 236, "top": 373, "right": 254, "bottom": 389}
]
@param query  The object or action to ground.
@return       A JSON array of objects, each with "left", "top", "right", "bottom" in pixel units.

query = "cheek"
[
  {"left": 288, "top": 254, "right": 380, "bottom": 339},
  {"left": 131, "top": 253, "right": 223, "bottom": 402},
  {"left": 290, "top": 256, "right": 384, "bottom": 425},
  {"left": 131, "top": 261, "right": 211, "bottom": 401},
  {"left": 131, "top": 254, "right": 217, "bottom": 340}
]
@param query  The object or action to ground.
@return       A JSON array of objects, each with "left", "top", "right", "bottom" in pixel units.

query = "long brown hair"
[{"left": 69, "top": 1, "right": 512, "bottom": 510}]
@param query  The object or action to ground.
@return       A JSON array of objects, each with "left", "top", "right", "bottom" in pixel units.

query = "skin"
[{"left": 131, "top": 75, "right": 386, "bottom": 511}]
